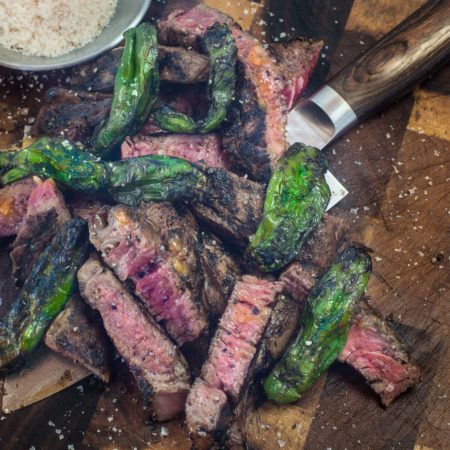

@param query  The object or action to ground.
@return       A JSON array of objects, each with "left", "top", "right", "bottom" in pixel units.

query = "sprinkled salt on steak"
[
  {"left": 198, "top": 231, "right": 240, "bottom": 322},
  {"left": 159, "top": 45, "right": 210, "bottom": 84},
  {"left": 88, "top": 204, "right": 207, "bottom": 345},
  {"left": 186, "top": 276, "right": 282, "bottom": 445},
  {"left": 158, "top": 5, "right": 288, "bottom": 182},
  {"left": 269, "top": 39, "right": 323, "bottom": 110},
  {"left": 32, "top": 87, "right": 112, "bottom": 145},
  {"left": 45, "top": 295, "right": 111, "bottom": 382},
  {"left": 280, "top": 213, "right": 349, "bottom": 304},
  {"left": 68, "top": 45, "right": 209, "bottom": 93},
  {"left": 121, "top": 133, "right": 231, "bottom": 169},
  {"left": 338, "top": 300, "right": 422, "bottom": 406},
  {"left": 158, "top": 6, "right": 233, "bottom": 50},
  {"left": 78, "top": 258, "right": 190, "bottom": 421},
  {"left": 193, "top": 167, "right": 264, "bottom": 244},
  {"left": 11, "top": 179, "right": 71, "bottom": 285},
  {"left": 0, "top": 177, "right": 40, "bottom": 238}
]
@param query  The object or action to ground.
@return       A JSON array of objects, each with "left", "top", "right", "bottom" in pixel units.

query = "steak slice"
[
  {"left": 338, "top": 300, "right": 422, "bottom": 406},
  {"left": 78, "top": 258, "right": 191, "bottom": 421},
  {"left": 0, "top": 177, "right": 40, "bottom": 238},
  {"left": 159, "top": 45, "right": 210, "bottom": 84},
  {"left": 186, "top": 276, "right": 282, "bottom": 446},
  {"left": 158, "top": 5, "right": 288, "bottom": 182},
  {"left": 158, "top": 6, "right": 233, "bottom": 50},
  {"left": 45, "top": 295, "right": 111, "bottom": 382},
  {"left": 68, "top": 47, "right": 122, "bottom": 93},
  {"left": 31, "top": 87, "right": 112, "bottom": 144},
  {"left": 280, "top": 213, "right": 349, "bottom": 305},
  {"left": 88, "top": 204, "right": 207, "bottom": 345},
  {"left": 121, "top": 133, "right": 231, "bottom": 169},
  {"left": 193, "top": 167, "right": 264, "bottom": 244},
  {"left": 198, "top": 231, "right": 240, "bottom": 322},
  {"left": 11, "top": 179, "right": 71, "bottom": 285},
  {"left": 269, "top": 39, "right": 323, "bottom": 110},
  {"left": 68, "top": 45, "right": 209, "bottom": 93}
]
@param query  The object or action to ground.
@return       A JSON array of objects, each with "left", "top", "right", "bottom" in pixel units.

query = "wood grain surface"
[{"left": 0, "top": 1, "right": 449, "bottom": 449}]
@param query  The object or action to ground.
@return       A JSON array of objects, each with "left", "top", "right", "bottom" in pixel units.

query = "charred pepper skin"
[
  {"left": 0, "top": 218, "right": 89, "bottom": 372},
  {"left": 92, "top": 23, "right": 159, "bottom": 157},
  {"left": 263, "top": 246, "right": 372, "bottom": 404},
  {"left": 0, "top": 137, "right": 208, "bottom": 206},
  {"left": 0, "top": 137, "right": 108, "bottom": 190},
  {"left": 154, "top": 23, "right": 237, "bottom": 134},
  {"left": 105, "top": 155, "right": 208, "bottom": 206},
  {"left": 248, "top": 144, "right": 331, "bottom": 272}
]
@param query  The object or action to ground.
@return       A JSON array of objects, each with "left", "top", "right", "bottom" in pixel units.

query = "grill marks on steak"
[
  {"left": 269, "top": 39, "right": 323, "bottom": 110},
  {"left": 32, "top": 87, "right": 112, "bottom": 144},
  {"left": 158, "top": 5, "right": 288, "bottom": 181},
  {"left": 78, "top": 258, "right": 190, "bottom": 421},
  {"left": 193, "top": 167, "right": 264, "bottom": 244},
  {"left": 45, "top": 295, "right": 111, "bottom": 382},
  {"left": 280, "top": 213, "right": 349, "bottom": 305},
  {"left": 88, "top": 204, "right": 207, "bottom": 345},
  {"left": 198, "top": 231, "right": 240, "bottom": 322},
  {"left": 186, "top": 276, "right": 282, "bottom": 443},
  {"left": 159, "top": 45, "right": 210, "bottom": 84},
  {"left": 121, "top": 133, "right": 231, "bottom": 169},
  {"left": 0, "top": 177, "right": 40, "bottom": 238},
  {"left": 11, "top": 179, "right": 71, "bottom": 285},
  {"left": 338, "top": 300, "right": 421, "bottom": 406}
]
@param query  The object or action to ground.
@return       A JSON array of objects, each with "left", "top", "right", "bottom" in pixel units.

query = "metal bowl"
[{"left": 0, "top": 0, "right": 151, "bottom": 71}]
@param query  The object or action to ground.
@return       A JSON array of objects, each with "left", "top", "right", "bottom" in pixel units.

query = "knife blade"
[{"left": 1, "top": 348, "right": 90, "bottom": 413}]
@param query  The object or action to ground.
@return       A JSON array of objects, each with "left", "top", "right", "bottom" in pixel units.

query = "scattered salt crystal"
[
  {"left": 278, "top": 440, "right": 286, "bottom": 448},
  {"left": 48, "top": 420, "right": 55, "bottom": 427},
  {"left": 160, "top": 426, "right": 169, "bottom": 437},
  {"left": 305, "top": 340, "right": 312, "bottom": 346},
  {"left": 107, "top": 416, "right": 114, "bottom": 422}
]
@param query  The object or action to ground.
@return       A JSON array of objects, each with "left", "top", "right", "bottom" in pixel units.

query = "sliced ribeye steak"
[
  {"left": 0, "top": 177, "right": 40, "bottom": 238},
  {"left": 121, "top": 133, "right": 231, "bottom": 169},
  {"left": 78, "top": 257, "right": 190, "bottom": 421},
  {"left": 193, "top": 167, "right": 265, "bottom": 244},
  {"left": 11, "top": 179, "right": 71, "bottom": 285},
  {"left": 269, "top": 39, "right": 323, "bottom": 110},
  {"left": 88, "top": 204, "right": 207, "bottom": 345},
  {"left": 198, "top": 231, "right": 240, "bottom": 322},
  {"left": 32, "top": 87, "right": 112, "bottom": 145},
  {"left": 186, "top": 275, "right": 282, "bottom": 447},
  {"left": 45, "top": 295, "right": 111, "bottom": 382},
  {"left": 339, "top": 300, "right": 422, "bottom": 406}
]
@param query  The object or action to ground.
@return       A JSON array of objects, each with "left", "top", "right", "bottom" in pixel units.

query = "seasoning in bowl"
[{"left": 0, "top": 0, "right": 118, "bottom": 57}]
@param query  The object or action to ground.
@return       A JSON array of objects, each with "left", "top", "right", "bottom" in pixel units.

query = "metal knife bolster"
[
  {"left": 287, "top": 85, "right": 358, "bottom": 150},
  {"left": 287, "top": 86, "right": 358, "bottom": 209}
]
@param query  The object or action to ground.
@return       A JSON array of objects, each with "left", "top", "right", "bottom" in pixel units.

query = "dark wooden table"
[{"left": 0, "top": 1, "right": 449, "bottom": 449}]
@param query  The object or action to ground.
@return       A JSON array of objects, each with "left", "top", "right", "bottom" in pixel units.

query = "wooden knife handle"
[{"left": 328, "top": 0, "right": 450, "bottom": 119}]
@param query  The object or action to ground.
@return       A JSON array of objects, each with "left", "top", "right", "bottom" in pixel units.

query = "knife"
[{"left": 291, "top": 0, "right": 450, "bottom": 210}]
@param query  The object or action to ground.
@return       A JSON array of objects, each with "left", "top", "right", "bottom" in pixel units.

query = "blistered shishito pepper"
[
  {"left": 263, "top": 246, "right": 372, "bottom": 403},
  {"left": 248, "top": 143, "right": 331, "bottom": 272},
  {"left": 154, "top": 23, "right": 237, "bottom": 134},
  {"left": 0, "top": 137, "right": 207, "bottom": 206},
  {"left": 0, "top": 137, "right": 108, "bottom": 190},
  {"left": 92, "top": 23, "right": 159, "bottom": 157},
  {"left": 0, "top": 218, "right": 89, "bottom": 372},
  {"left": 105, "top": 155, "right": 208, "bottom": 206}
]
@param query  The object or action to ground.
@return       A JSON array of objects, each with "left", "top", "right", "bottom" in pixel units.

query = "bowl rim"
[{"left": 0, "top": 0, "right": 151, "bottom": 71}]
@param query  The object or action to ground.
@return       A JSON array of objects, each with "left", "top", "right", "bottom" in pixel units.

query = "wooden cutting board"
[{"left": 0, "top": 1, "right": 448, "bottom": 449}]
